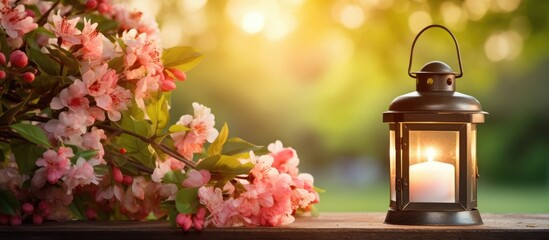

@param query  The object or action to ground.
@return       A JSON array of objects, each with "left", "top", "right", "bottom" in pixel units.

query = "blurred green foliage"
[{"left": 128, "top": 0, "right": 549, "bottom": 211}]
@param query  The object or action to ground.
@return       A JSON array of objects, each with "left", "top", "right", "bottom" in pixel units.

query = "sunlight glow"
[
  {"left": 440, "top": 1, "right": 463, "bottom": 27},
  {"left": 160, "top": 19, "right": 183, "bottom": 48},
  {"left": 241, "top": 11, "right": 265, "bottom": 34},
  {"left": 179, "top": 0, "right": 208, "bottom": 13},
  {"left": 484, "top": 31, "right": 523, "bottom": 62},
  {"left": 408, "top": 11, "right": 432, "bottom": 34},
  {"left": 226, "top": 0, "right": 300, "bottom": 39},
  {"left": 339, "top": 4, "right": 366, "bottom": 29},
  {"left": 492, "top": 0, "right": 521, "bottom": 12},
  {"left": 464, "top": 0, "right": 489, "bottom": 21}
]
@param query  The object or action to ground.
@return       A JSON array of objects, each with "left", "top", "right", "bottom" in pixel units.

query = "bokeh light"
[{"left": 123, "top": 0, "right": 549, "bottom": 213}]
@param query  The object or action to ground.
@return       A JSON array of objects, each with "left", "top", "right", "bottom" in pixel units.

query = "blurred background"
[{"left": 124, "top": 0, "right": 548, "bottom": 213}]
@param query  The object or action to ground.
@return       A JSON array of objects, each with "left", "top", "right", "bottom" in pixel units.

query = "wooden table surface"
[{"left": 1, "top": 212, "right": 548, "bottom": 240}]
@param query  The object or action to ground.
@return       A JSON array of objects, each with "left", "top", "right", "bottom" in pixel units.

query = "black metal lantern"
[{"left": 383, "top": 25, "right": 486, "bottom": 225}]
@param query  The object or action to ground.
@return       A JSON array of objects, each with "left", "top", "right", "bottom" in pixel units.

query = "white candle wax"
[{"left": 409, "top": 149, "right": 455, "bottom": 203}]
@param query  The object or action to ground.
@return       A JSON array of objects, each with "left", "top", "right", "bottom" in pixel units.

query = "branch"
[
  {"left": 37, "top": 0, "right": 61, "bottom": 26},
  {"left": 27, "top": 115, "right": 197, "bottom": 169},
  {"left": 96, "top": 124, "right": 197, "bottom": 169}
]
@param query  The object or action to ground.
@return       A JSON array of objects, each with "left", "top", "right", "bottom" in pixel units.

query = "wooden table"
[{"left": 1, "top": 213, "right": 548, "bottom": 240}]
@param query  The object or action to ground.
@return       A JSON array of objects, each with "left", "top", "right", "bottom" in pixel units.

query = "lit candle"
[{"left": 409, "top": 148, "right": 455, "bottom": 202}]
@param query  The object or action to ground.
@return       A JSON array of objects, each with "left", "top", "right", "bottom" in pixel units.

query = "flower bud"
[
  {"left": 38, "top": 200, "right": 51, "bottom": 217},
  {"left": 10, "top": 50, "right": 28, "bottom": 68},
  {"left": 160, "top": 77, "right": 176, "bottom": 92},
  {"left": 176, "top": 213, "right": 192, "bottom": 231},
  {"left": 22, "top": 202, "right": 34, "bottom": 214},
  {"left": 9, "top": 215, "right": 22, "bottom": 226},
  {"left": 122, "top": 175, "right": 133, "bottom": 185},
  {"left": 97, "top": 3, "right": 110, "bottom": 14},
  {"left": 33, "top": 214, "right": 43, "bottom": 225},
  {"left": 112, "top": 166, "right": 123, "bottom": 183},
  {"left": 22, "top": 72, "right": 35, "bottom": 83},
  {"left": 85, "top": 208, "right": 97, "bottom": 220},
  {"left": 25, "top": 9, "right": 36, "bottom": 18},
  {"left": 0, "top": 52, "right": 6, "bottom": 65},
  {"left": 168, "top": 68, "right": 186, "bottom": 81},
  {"left": 0, "top": 70, "right": 6, "bottom": 80},
  {"left": 86, "top": 0, "right": 97, "bottom": 9},
  {"left": 0, "top": 214, "right": 9, "bottom": 225}
]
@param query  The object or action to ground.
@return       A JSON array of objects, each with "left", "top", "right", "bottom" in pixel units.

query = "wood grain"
[{"left": 1, "top": 213, "right": 548, "bottom": 240}]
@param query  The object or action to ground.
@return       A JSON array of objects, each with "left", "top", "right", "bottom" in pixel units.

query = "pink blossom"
[
  {"left": 35, "top": 147, "right": 73, "bottom": 184},
  {"left": 233, "top": 185, "right": 262, "bottom": 217},
  {"left": 0, "top": 162, "right": 22, "bottom": 190},
  {"left": 110, "top": 5, "right": 160, "bottom": 41},
  {"left": 0, "top": 3, "right": 38, "bottom": 41},
  {"left": 151, "top": 160, "right": 172, "bottom": 183},
  {"left": 172, "top": 103, "right": 219, "bottom": 160},
  {"left": 182, "top": 169, "right": 211, "bottom": 188},
  {"left": 151, "top": 157, "right": 184, "bottom": 183},
  {"left": 46, "top": 11, "right": 81, "bottom": 47},
  {"left": 77, "top": 18, "right": 104, "bottom": 62},
  {"left": 44, "top": 111, "right": 94, "bottom": 139},
  {"left": 158, "top": 183, "right": 178, "bottom": 200},
  {"left": 120, "top": 29, "right": 162, "bottom": 77},
  {"left": 131, "top": 176, "right": 147, "bottom": 200},
  {"left": 82, "top": 63, "right": 117, "bottom": 98},
  {"left": 50, "top": 80, "right": 89, "bottom": 112},
  {"left": 192, "top": 208, "right": 207, "bottom": 230},
  {"left": 176, "top": 213, "right": 192, "bottom": 231},
  {"left": 198, "top": 186, "right": 244, "bottom": 227},
  {"left": 63, "top": 157, "right": 100, "bottom": 194},
  {"left": 248, "top": 153, "right": 278, "bottom": 183},
  {"left": 81, "top": 127, "right": 107, "bottom": 160},
  {"left": 268, "top": 140, "right": 300, "bottom": 177},
  {"left": 95, "top": 85, "right": 132, "bottom": 122},
  {"left": 255, "top": 173, "right": 294, "bottom": 226}
]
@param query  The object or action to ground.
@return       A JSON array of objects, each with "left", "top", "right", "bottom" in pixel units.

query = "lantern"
[{"left": 383, "top": 25, "right": 486, "bottom": 225}]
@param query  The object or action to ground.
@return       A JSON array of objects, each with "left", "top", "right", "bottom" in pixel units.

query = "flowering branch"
[
  {"left": 96, "top": 123, "right": 197, "bottom": 168},
  {"left": 0, "top": 0, "right": 320, "bottom": 230}
]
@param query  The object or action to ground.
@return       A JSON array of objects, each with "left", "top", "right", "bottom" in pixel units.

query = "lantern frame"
[{"left": 383, "top": 25, "right": 486, "bottom": 225}]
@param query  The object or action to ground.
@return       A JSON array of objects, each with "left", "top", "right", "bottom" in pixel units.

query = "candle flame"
[{"left": 426, "top": 147, "right": 436, "bottom": 162}]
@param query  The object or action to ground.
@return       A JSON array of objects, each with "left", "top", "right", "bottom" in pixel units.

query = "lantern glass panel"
[
  {"left": 390, "top": 130, "right": 396, "bottom": 201},
  {"left": 471, "top": 129, "right": 477, "bottom": 202},
  {"left": 408, "top": 130, "right": 459, "bottom": 203}
]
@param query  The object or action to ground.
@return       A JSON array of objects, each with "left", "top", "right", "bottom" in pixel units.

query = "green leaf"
[
  {"left": 11, "top": 123, "right": 52, "bottom": 148},
  {"left": 207, "top": 123, "right": 228, "bottom": 156},
  {"left": 46, "top": 46, "right": 80, "bottom": 76},
  {"left": 11, "top": 141, "right": 46, "bottom": 175},
  {"left": 196, "top": 155, "right": 254, "bottom": 179},
  {"left": 69, "top": 202, "right": 86, "bottom": 220},
  {"left": 162, "top": 46, "right": 204, "bottom": 72},
  {"left": 160, "top": 201, "right": 178, "bottom": 227},
  {"left": 115, "top": 114, "right": 155, "bottom": 168},
  {"left": 168, "top": 124, "right": 190, "bottom": 133},
  {"left": 74, "top": 149, "right": 98, "bottom": 161},
  {"left": 146, "top": 92, "right": 170, "bottom": 136},
  {"left": 162, "top": 170, "right": 186, "bottom": 185},
  {"left": 27, "top": 46, "right": 60, "bottom": 75},
  {"left": 0, "top": 189, "right": 20, "bottom": 216},
  {"left": 313, "top": 186, "right": 326, "bottom": 193},
  {"left": 222, "top": 137, "right": 266, "bottom": 156},
  {"left": 107, "top": 56, "right": 124, "bottom": 73},
  {"left": 0, "top": 93, "right": 32, "bottom": 125},
  {"left": 175, "top": 188, "right": 199, "bottom": 214}
]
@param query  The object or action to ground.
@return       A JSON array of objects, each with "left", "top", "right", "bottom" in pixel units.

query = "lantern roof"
[{"left": 387, "top": 61, "right": 483, "bottom": 113}]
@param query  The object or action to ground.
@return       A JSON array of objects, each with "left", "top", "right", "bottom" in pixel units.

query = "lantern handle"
[{"left": 408, "top": 24, "right": 463, "bottom": 78}]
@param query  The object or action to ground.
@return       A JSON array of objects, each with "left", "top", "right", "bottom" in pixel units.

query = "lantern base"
[{"left": 384, "top": 209, "right": 483, "bottom": 225}]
